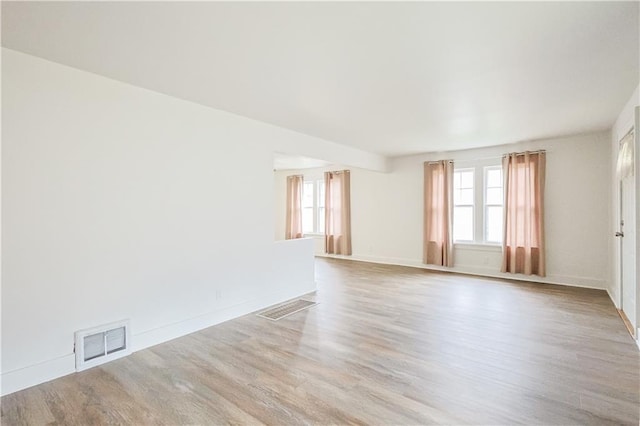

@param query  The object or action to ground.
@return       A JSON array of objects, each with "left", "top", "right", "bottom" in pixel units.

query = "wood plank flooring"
[{"left": 2, "top": 258, "right": 639, "bottom": 425}]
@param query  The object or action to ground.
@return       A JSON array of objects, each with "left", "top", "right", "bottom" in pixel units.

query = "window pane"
[
  {"left": 302, "top": 182, "right": 314, "bottom": 208},
  {"left": 302, "top": 207, "right": 313, "bottom": 233},
  {"left": 317, "top": 181, "right": 325, "bottom": 207},
  {"left": 454, "top": 170, "right": 474, "bottom": 206},
  {"left": 459, "top": 188, "right": 473, "bottom": 205},
  {"left": 487, "top": 168, "right": 502, "bottom": 187},
  {"left": 486, "top": 206, "right": 503, "bottom": 243},
  {"left": 317, "top": 207, "right": 325, "bottom": 233},
  {"left": 454, "top": 206, "right": 473, "bottom": 241},
  {"left": 454, "top": 188, "right": 474, "bottom": 205},
  {"left": 460, "top": 171, "right": 474, "bottom": 188},
  {"left": 486, "top": 187, "right": 503, "bottom": 205},
  {"left": 453, "top": 171, "right": 461, "bottom": 189}
]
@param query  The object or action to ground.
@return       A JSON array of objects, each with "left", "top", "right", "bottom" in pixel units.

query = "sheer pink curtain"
[
  {"left": 423, "top": 161, "right": 454, "bottom": 266},
  {"left": 285, "top": 175, "right": 304, "bottom": 239},
  {"left": 501, "top": 151, "right": 546, "bottom": 276},
  {"left": 325, "top": 170, "right": 352, "bottom": 255}
]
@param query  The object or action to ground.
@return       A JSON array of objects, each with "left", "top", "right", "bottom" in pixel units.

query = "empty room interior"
[{"left": 2, "top": 1, "right": 640, "bottom": 425}]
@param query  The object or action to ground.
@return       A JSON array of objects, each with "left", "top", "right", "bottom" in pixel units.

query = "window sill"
[
  {"left": 303, "top": 233, "right": 325, "bottom": 238},
  {"left": 454, "top": 242, "right": 502, "bottom": 252}
]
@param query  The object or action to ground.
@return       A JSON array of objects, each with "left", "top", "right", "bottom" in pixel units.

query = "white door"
[{"left": 620, "top": 172, "right": 636, "bottom": 329}]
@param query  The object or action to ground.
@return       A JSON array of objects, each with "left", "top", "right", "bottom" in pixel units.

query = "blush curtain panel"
[
  {"left": 285, "top": 174, "right": 304, "bottom": 240},
  {"left": 501, "top": 151, "right": 546, "bottom": 276},
  {"left": 423, "top": 160, "right": 454, "bottom": 267},
  {"left": 324, "top": 170, "right": 352, "bottom": 255}
]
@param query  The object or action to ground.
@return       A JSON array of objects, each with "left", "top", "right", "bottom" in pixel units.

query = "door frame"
[
  {"left": 618, "top": 163, "right": 635, "bottom": 332},
  {"left": 635, "top": 106, "right": 640, "bottom": 339},
  {"left": 614, "top": 111, "right": 638, "bottom": 341}
]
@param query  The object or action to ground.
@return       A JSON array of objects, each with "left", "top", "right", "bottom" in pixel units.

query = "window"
[
  {"left": 453, "top": 169, "right": 474, "bottom": 242},
  {"left": 484, "top": 167, "right": 503, "bottom": 244},
  {"left": 302, "top": 179, "right": 325, "bottom": 234},
  {"left": 453, "top": 164, "right": 504, "bottom": 244},
  {"left": 317, "top": 180, "right": 325, "bottom": 234}
]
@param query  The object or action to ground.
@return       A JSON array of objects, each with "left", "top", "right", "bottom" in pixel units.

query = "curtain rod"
[
  {"left": 503, "top": 150, "right": 546, "bottom": 157},
  {"left": 427, "top": 150, "right": 546, "bottom": 164},
  {"left": 426, "top": 160, "right": 454, "bottom": 164}
]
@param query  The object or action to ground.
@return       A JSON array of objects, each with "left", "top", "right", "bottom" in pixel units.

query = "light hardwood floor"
[{"left": 2, "top": 258, "right": 639, "bottom": 425}]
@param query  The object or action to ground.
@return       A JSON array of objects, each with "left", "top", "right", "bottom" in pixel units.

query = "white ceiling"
[
  {"left": 273, "top": 153, "right": 333, "bottom": 171},
  {"left": 2, "top": 2, "right": 638, "bottom": 157}
]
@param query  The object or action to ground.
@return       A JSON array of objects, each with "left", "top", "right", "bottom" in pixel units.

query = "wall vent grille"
[
  {"left": 75, "top": 319, "right": 131, "bottom": 371},
  {"left": 257, "top": 299, "right": 317, "bottom": 321}
]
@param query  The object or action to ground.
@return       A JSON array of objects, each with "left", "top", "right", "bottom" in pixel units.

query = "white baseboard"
[
  {"left": 317, "top": 253, "right": 607, "bottom": 290},
  {"left": 606, "top": 288, "right": 621, "bottom": 309},
  {"left": 1, "top": 284, "right": 316, "bottom": 397},
  {"left": 1, "top": 354, "right": 76, "bottom": 397},
  {"left": 133, "top": 285, "right": 316, "bottom": 352}
]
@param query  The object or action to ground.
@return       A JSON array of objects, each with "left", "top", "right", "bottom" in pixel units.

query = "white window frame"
[
  {"left": 483, "top": 165, "right": 504, "bottom": 245},
  {"left": 453, "top": 168, "right": 475, "bottom": 243},
  {"left": 452, "top": 162, "right": 503, "bottom": 246},
  {"left": 302, "top": 179, "right": 325, "bottom": 235}
]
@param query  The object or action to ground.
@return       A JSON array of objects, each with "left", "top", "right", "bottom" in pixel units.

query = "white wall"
[
  {"left": 609, "top": 84, "right": 639, "bottom": 332},
  {"left": 276, "top": 131, "right": 612, "bottom": 289},
  {"left": 0, "top": 49, "right": 388, "bottom": 395}
]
